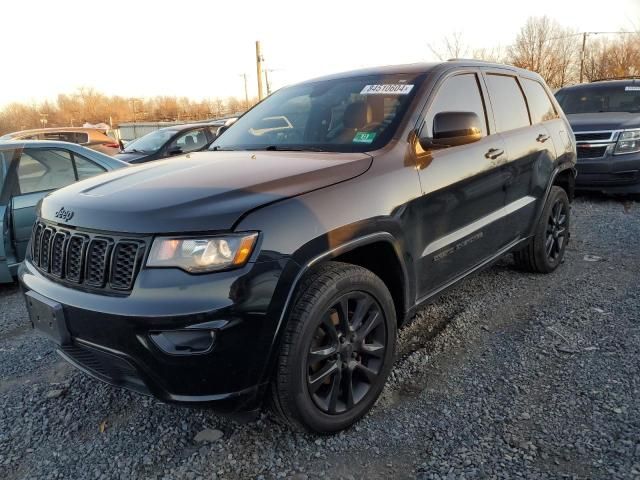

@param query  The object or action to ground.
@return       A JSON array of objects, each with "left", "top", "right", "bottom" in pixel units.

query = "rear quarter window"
[{"left": 522, "top": 78, "right": 558, "bottom": 124}]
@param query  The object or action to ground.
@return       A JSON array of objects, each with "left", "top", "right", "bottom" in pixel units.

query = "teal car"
[{"left": 0, "top": 141, "right": 128, "bottom": 282}]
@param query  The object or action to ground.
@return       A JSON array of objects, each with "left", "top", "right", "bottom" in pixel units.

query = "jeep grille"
[{"left": 30, "top": 221, "right": 146, "bottom": 293}]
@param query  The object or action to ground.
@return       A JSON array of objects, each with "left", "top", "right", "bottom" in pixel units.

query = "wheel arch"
[
  {"left": 552, "top": 166, "right": 576, "bottom": 201},
  {"left": 299, "top": 232, "right": 410, "bottom": 326},
  {"left": 531, "top": 163, "right": 576, "bottom": 233},
  {"left": 259, "top": 231, "right": 411, "bottom": 389}
]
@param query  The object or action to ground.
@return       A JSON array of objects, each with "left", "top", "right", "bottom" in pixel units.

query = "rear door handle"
[
  {"left": 536, "top": 134, "right": 550, "bottom": 143},
  {"left": 485, "top": 148, "right": 504, "bottom": 160}
]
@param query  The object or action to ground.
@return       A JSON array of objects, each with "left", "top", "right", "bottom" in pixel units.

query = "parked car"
[
  {"left": 555, "top": 78, "right": 640, "bottom": 195},
  {"left": 20, "top": 61, "right": 576, "bottom": 433},
  {"left": 0, "top": 141, "right": 127, "bottom": 282},
  {"left": 115, "top": 120, "right": 235, "bottom": 164},
  {"left": 0, "top": 127, "right": 122, "bottom": 156}
]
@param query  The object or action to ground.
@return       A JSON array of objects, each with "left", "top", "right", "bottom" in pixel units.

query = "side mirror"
[
  {"left": 420, "top": 111, "right": 483, "bottom": 149},
  {"left": 216, "top": 125, "right": 230, "bottom": 137}
]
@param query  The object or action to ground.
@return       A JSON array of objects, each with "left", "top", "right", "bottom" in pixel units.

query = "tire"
[
  {"left": 514, "top": 186, "right": 570, "bottom": 273},
  {"left": 270, "top": 262, "right": 396, "bottom": 434}
]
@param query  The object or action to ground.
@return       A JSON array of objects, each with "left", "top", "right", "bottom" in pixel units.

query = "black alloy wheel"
[
  {"left": 270, "top": 262, "right": 396, "bottom": 433},
  {"left": 545, "top": 198, "right": 568, "bottom": 263},
  {"left": 306, "top": 291, "right": 386, "bottom": 415},
  {"left": 513, "top": 186, "right": 570, "bottom": 273}
]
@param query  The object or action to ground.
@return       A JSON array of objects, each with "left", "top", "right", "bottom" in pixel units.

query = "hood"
[
  {"left": 566, "top": 112, "right": 640, "bottom": 132},
  {"left": 113, "top": 151, "right": 149, "bottom": 163},
  {"left": 40, "top": 150, "right": 372, "bottom": 233}
]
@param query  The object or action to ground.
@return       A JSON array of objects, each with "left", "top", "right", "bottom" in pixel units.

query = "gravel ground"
[{"left": 0, "top": 195, "right": 638, "bottom": 480}]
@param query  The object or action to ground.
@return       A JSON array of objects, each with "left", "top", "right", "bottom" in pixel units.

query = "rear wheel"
[
  {"left": 514, "top": 186, "right": 570, "bottom": 273},
  {"left": 270, "top": 262, "right": 396, "bottom": 433}
]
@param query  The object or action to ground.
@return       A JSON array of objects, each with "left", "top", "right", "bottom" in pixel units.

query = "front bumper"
[
  {"left": 575, "top": 150, "right": 640, "bottom": 194},
  {"left": 19, "top": 256, "right": 301, "bottom": 411}
]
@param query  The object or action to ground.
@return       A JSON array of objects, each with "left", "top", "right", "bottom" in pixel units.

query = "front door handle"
[
  {"left": 536, "top": 133, "right": 550, "bottom": 143},
  {"left": 485, "top": 148, "right": 504, "bottom": 160}
]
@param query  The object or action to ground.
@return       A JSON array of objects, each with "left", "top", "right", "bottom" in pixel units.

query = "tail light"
[{"left": 103, "top": 142, "right": 121, "bottom": 149}]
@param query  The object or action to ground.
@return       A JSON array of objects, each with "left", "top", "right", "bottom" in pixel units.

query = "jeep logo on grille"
[{"left": 54, "top": 207, "right": 75, "bottom": 222}]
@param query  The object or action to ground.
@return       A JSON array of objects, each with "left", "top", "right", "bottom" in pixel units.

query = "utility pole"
[
  {"left": 579, "top": 32, "right": 587, "bottom": 83},
  {"left": 578, "top": 31, "right": 635, "bottom": 83},
  {"left": 256, "top": 41, "right": 264, "bottom": 101},
  {"left": 265, "top": 69, "right": 274, "bottom": 96},
  {"left": 242, "top": 73, "right": 249, "bottom": 110}
]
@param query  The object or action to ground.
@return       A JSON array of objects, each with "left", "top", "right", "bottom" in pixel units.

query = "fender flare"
[
  {"left": 259, "top": 231, "right": 410, "bottom": 386},
  {"left": 531, "top": 163, "right": 576, "bottom": 232}
]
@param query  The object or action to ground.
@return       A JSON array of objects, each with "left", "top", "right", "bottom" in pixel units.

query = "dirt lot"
[{"left": 0, "top": 195, "right": 638, "bottom": 480}]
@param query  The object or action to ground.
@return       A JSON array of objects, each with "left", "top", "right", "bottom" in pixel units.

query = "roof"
[
  {"left": 4, "top": 126, "right": 108, "bottom": 137},
  {"left": 559, "top": 78, "right": 640, "bottom": 90},
  {"left": 156, "top": 122, "right": 217, "bottom": 132},
  {"left": 291, "top": 60, "right": 538, "bottom": 86},
  {"left": 0, "top": 139, "right": 94, "bottom": 149}
]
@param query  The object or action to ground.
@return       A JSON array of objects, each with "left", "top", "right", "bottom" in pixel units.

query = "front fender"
[{"left": 236, "top": 198, "right": 413, "bottom": 390}]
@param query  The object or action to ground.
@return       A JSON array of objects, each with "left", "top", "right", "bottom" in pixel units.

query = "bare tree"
[
  {"left": 472, "top": 46, "right": 507, "bottom": 63},
  {"left": 508, "top": 16, "right": 579, "bottom": 88},
  {"left": 582, "top": 33, "right": 640, "bottom": 81},
  {"left": 428, "top": 32, "right": 470, "bottom": 61}
]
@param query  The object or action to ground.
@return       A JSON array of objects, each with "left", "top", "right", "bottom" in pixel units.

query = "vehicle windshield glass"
[
  {"left": 210, "top": 73, "right": 426, "bottom": 152},
  {"left": 123, "top": 129, "right": 176, "bottom": 153},
  {"left": 556, "top": 84, "right": 640, "bottom": 114}
]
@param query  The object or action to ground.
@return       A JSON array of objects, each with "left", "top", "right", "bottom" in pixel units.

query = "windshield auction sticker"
[
  {"left": 625, "top": 86, "right": 640, "bottom": 91},
  {"left": 360, "top": 84, "right": 414, "bottom": 95},
  {"left": 353, "top": 132, "right": 377, "bottom": 143}
]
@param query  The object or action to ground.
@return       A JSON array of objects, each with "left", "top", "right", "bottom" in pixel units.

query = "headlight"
[
  {"left": 614, "top": 129, "right": 640, "bottom": 155},
  {"left": 147, "top": 233, "right": 258, "bottom": 273}
]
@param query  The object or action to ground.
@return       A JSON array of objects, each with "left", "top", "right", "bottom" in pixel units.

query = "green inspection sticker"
[{"left": 353, "top": 132, "right": 377, "bottom": 144}]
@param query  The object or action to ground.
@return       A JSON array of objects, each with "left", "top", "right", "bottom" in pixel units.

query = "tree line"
[
  {"left": 2, "top": 16, "right": 639, "bottom": 136},
  {"left": 430, "top": 16, "right": 640, "bottom": 88},
  {"left": 0, "top": 88, "right": 258, "bottom": 135}
]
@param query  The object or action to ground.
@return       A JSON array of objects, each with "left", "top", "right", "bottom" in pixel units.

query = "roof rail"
[{"left": 590, "top": 76, "right": 640, "bottom": 82}]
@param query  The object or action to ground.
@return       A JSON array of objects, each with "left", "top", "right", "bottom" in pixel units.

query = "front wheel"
[
  {"left": 514, "top": 186, "right": 570, "bottom": 273},
  {"left": 270, "top": 262, "right": 396, "bottom": 433}
]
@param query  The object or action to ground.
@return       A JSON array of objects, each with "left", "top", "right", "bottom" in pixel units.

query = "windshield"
[
  {"left": 556, "top": 84, "right": 640, "bottom": 114},
  {"left": 123, "top": 129, "right": 176, "bottom": 153},
  {"left": 211, "top": 73, "right": 426, "bottom": 152}
]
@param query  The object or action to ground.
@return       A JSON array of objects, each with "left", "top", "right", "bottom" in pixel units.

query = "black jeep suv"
[
  {"left": 20, "top": 61, "right": 576, "bottom": 433},
  {"left": 555, "top": 78, "right": 640, "bottom": 194}
]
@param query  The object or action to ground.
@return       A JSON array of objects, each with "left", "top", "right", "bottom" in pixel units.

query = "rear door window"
[
  {"left": 41, "top": 132, "right": 89, "bottom": 144},
  {"left": 17, "top": 149, "right": 76, "bottom": 194},
  {"left": 521, "top": 78, "right": 558, "bottom": 124},
  {"left": 485, "top": 74, "right": 531, "bottom": 132},
  {"left": 73, "top": 132, "right": 90, "bottom": 144}
]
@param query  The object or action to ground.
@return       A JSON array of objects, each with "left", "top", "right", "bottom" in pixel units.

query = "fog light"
[{"left": 150, "top": 330, "right": 216, "bottom": 355}]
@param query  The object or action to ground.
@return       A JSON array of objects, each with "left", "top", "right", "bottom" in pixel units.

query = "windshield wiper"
[{"left": 262, "top": 145, "right": 327, "bottom": 152}]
